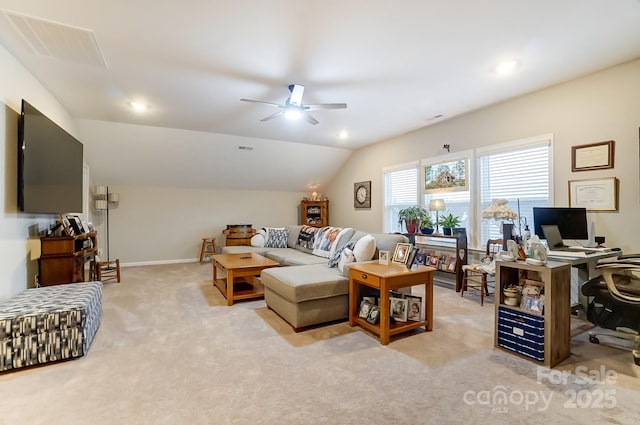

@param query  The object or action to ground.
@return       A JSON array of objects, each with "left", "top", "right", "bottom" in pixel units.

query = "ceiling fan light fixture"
[{"left": 284, "top": 108, "right": 302, "bottom": 120}]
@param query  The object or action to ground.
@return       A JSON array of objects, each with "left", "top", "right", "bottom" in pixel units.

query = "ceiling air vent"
[{"left": 1, "top": 9, "right": 107, "bottom": 67}]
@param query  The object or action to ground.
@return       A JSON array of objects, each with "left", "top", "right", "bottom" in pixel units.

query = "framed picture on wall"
[{"left": 571, "top": 140, "right": 614, "bottom": 172}]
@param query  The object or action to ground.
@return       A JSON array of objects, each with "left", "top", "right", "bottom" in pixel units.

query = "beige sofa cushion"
[
  {"left": 265, "top": 249, "right": 327, "bottom": 266},
  {"left": 261, "top": 264, "right": 348, "bottom": 302}
]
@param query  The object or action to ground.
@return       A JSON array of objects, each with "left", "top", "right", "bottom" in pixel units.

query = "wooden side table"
[{"left": 349, "top": 262, "right": 435, "bottom": 345}]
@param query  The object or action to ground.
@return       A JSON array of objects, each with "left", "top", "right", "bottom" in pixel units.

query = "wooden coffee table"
[{"left": 212, "top": 253, "right": 279, "bottom": 306}]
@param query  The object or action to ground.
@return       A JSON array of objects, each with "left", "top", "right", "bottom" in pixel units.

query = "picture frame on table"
[
  {"left": 568, "top": 177, "right": 618, "bottom": 211},
  {"left": 366, "top": 305, "right": 380, "bottom": 324},
  {"left": 392, "top": 243, "right": 412, "bottom": 265},
  {"left": 405, "top": 246, "right": 418, "bottom": 269},
  {"left": 415, "top": 250, "right": 427, "bottom": 265},
  {"left": 358, "top": 300, "right": 373, "bottom": 319},
  {"left": 438, "top": 254, "right": 449, "bottom": 270},
  {"left": 447, "top": 256, "right": 457, "bottom": 272},
  {"left": 378, "top": 250, "right": 390, "bottom": 265},
  {"left": 390, "top": 297, "right": 408, "bottom": 322},
  {"left": 405, "top": 295, "right": 422, "bottom": 321},
  {"left": 571, "top": 140, "right": 614, "bottom": 172},
  {"left": 58, "top": 214, "right": 73, "bottom": 236},
  {"left": 66, "top": 215, "right": 84, "bottom": 235},
  {"left": 428, "top": 254, "right": 439, "bottom": 268}
]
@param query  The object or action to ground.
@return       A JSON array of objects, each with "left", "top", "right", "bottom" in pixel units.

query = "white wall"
[
  {"left": 0, "top": 44, "right": 79, "bottom": 300},
  {"left": 90, "top": 185, "right": 305, "bottom": 264},
  {"left": 326, "top": 59, "right": 640, "bottom": 253}
]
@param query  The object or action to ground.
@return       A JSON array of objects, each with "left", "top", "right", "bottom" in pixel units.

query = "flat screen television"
[
  {"left": 18, "top": 99, "right": 83, "bottom": 214},
  {"left": 532, "top": 207, "right": 589, "bottom": 240}
]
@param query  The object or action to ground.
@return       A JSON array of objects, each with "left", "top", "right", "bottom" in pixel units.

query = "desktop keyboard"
[{"left": 567, "top": 246, "right": 612, "bottom": 252}]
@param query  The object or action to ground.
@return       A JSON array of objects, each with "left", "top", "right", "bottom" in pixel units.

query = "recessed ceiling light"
[
  {"left": 495, "top": 60, "right": 519, "bottom": 76},
  {"left": 338, "top": 130, "right": 349, "bottom": 140},
  {"left": 129, "top": 101, "right": 149, "bottom": 112}
]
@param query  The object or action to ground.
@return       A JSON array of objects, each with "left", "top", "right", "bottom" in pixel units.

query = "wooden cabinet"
[
  {"left": 494, "top": 260, "right": 571, "bottom": 368},
  {"left": 301, "top": 200, "right": 329, "bottom": 227},
  {"left": 414, "top": 233, "right": 467, "bottom": 291},
  {"left": 39, "top": 232, "right": 97, "bottom": 286}
]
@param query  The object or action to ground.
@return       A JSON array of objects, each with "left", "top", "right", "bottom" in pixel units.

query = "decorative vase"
[{"left": 420, "top": 228, "right": 434, "bottom": 235}]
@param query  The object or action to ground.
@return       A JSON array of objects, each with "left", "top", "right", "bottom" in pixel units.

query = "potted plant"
[
  {"left": 397, "top": 205, "right": 429, "bottom": 234},
  {"left": 419, "top": 214, "right": 434, "bottom": 234},
  {"left": 438, "top": 213, "right": 461, "bottom": 235}
]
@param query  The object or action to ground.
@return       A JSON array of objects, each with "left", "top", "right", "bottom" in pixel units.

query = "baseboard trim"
[{"left": 120, "top": 259, "right": 199, "bottom": 267}]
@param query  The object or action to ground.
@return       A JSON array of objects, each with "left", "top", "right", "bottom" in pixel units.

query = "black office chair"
[{"left": 581, "top": 254, "right": 640, "bottom": 366}]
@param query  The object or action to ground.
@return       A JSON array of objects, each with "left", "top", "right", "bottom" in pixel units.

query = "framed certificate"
[
  {"left": 568, "top": 177, "right": 618, "bottom": 211},
  {"left": 571, "top": 140, "right": 614, "bottom": 172}
]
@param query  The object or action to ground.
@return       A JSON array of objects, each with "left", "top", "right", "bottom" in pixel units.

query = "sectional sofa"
[{"left": 221, "top": 225, "right": 408, "bottom": 331}]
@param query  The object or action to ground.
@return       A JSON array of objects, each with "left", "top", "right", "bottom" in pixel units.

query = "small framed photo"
[
  {"left": 59, "top": 214, "right": 74, "bottom": 236},
  {"left": 363, "top": 296, "right": 376, "bottom": 305},
  {"left": 438, "top": 254, "right": 449, "bottom": 270},
  {"left": 447, "top": 256, "right": 457, "bottom": 271},
  {"left": 358, "top": 299, "right": 373, "bottom": 319},
  {"left": 405, "top": 295, "right": 422, "bottom": 321},
  {"left": 390, "top": 297, "right": 408, "bottom": 322},
  {"left": 366, "top": 305, "right": 380, "bottom": 324},
  {"left": 378, "top": 250, "right": 390, "bottom": 265},
  {"left": 415, "top": 250, "right": 427, "bottom": 265},
  {"left": 405, "top": 247, "right": 418, "bottom": 269},
  {"left": 66, "top": 215, "right": 84, "bottom": 235},
  {"left": 392, "top": 243, "right": 412, "bottom": 265}
]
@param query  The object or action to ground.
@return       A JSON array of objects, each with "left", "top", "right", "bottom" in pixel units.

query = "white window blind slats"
[{"left": 384, "top": 166, "right": 418, "bottom": 232}]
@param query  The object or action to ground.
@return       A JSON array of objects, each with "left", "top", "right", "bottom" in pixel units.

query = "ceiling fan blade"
[
  {"left": 288, "top": 84, "right": 305, "bottom": 106},
  {"left": 303, "top": 113, "right": 319, "bottom": 125},
  {"left": 260, "top": 111, "right": 284, "bottom": 122},
  {"left": 240, "top": 98, "right": 284, "bottom": 108},
  {"left": 303, "top": 103, "right": 347, "bottom": 111}
]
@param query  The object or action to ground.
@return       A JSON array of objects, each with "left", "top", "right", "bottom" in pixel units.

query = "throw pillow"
[
  {"left": 250, "top": 228, "right": 267, "bottom": 247},
  {"left": 338, "top": 248, "right": 355, "bottom": 274},
  {"left": 327, "top": 240, "right": 356, "bottom": 268},
  {"left": 296, "top": 225, "right": 320, "bottom": 253},
  {"left": 312, "top": 226, "right": 343, "bottom": 258},
  {"left": 264, "top": 228, "right": 289, "bottom": 248},
  {"left": 353, "top": 234, "right": 376, "bottom": 262}
]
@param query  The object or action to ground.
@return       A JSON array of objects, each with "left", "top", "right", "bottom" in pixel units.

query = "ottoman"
[
  {"left": 261, "top": 263, "right": 349, "bottom": 331},
  {"left": 0, "top": 281, "right": 102, "bottom": 372}
]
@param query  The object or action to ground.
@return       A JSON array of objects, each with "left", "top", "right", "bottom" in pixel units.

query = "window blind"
[{"left": 384, "top": 165, "right": 418, "bottom": 232}]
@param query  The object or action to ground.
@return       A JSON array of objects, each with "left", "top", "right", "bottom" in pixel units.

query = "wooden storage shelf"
[
  {"left": 414, "top": 233, "right": 467, "bottom": 291},
  {"left": 494, "top": 260, "right": 571, "bottom": 368},
  {"left": 301, "top": 200, "right": 329, "bottom": 227},
  {"left": 39, "top": 232, "right": 98, "bottom": 286}
]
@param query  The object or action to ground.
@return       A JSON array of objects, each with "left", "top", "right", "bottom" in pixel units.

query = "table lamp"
[
  {"left": 429, "top": 198, "right": 446, "bottom": 235},
  {"left": 481, "top": 199, "right": 517, "bottom": 249}
]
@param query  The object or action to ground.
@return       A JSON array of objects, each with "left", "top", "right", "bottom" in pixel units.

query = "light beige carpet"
[{"left": 0, "top": 263, "right": 638, "bottom": 425}]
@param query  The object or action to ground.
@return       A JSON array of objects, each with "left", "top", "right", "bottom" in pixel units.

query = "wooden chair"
[
  {"left": 461, "top": 239, "right": 503, "bottom": 306},
  {"left": 91, "top": 258, "right": 121, "bottom": 283}
]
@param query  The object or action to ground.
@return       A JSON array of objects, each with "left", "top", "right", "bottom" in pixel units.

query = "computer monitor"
[{"left": 532, "top": 207, "right": 589, "bottom": 240}]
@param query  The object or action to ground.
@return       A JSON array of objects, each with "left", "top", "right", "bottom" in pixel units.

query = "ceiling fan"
[{"left": 240, "top": 84, "right": 346, "bottom": 125}]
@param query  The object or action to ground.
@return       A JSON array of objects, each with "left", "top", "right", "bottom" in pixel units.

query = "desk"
[{"left": 546, "top": 251, "right": 620, "bottom": 318}]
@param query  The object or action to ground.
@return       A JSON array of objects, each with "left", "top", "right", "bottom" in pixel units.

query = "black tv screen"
[
  {"left": 18, "top": 99, "right": 83, "bottom": 214},
  {"left": 532, "top": 207, "right": 589, "bottom": 240}
]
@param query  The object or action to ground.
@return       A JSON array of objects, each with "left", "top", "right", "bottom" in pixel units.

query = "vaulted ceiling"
[{"left": 1, "top": 1, "right": 640, "bottom": 190}]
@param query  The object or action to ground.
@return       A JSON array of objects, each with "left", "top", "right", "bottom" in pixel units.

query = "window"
[
  {"left": 477, "top": 137, "right": 551, "bottom": 244},
  {"left": 382, "top": 135, "right": 552, "bottom": 248},
  {"left": 383, "top": 163, "right": 419, "bottom": 233}
]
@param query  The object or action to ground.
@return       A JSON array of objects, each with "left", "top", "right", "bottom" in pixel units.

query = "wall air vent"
[
  {"left": 238, "top": 146, "right": 254, "bottom": 151},
  {"left": 1, "top": 9, "right": 107, "bottom": 67}
]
